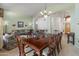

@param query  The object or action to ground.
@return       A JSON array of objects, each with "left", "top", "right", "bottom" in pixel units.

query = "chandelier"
[{"left": 40, "top": 4, "right": 52, "bottom": 18}]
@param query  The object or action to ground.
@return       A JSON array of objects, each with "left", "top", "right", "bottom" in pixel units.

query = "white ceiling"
[{"left": 0, "top": 3, "right": 75, "bottom": 17}]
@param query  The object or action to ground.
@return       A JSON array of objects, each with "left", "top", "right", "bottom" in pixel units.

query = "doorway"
[{"left": 64, "top": 16, "right": 71, "bottom": 34}]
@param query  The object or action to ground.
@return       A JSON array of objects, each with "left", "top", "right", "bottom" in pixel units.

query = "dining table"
[{"left": 21, "top": 37, "right": 49, "bottom": 56}]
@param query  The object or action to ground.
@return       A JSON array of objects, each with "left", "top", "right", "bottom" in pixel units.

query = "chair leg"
[
  {"left": 57, "top": 44, "right": 60, "bottom": 54},
  {"left": 48, "top": 48, "right": 53, "bottom": 56},
  {"left": 35, "top": 51, "right": 42, "bottom": 56},
  {"left": 48, "top": 52, "right": 51, "bottom": 56},
  {"left": 60, "top": 42, "right": 62, "bottom": 49},
  {"left": 33, "top": 52, "right": 38, "bottom": 56},
  {"left": 48, "top": 48, "right": 56, "bottom": 56},
  {"left": 51, "top": 50, "right": 54, "bottom": 56},
  {"left": 53, "top": 48, "right": 56, "bottom": 56},
  {"left": 51, "top": 48, "right": 56, "bottom": 56}
]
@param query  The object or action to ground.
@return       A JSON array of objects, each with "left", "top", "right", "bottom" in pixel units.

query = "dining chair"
[
  {"left": 55, "top": 32, "right": 63, "bottom": 54},
  {"left": 48, "top": 35, "right": 57, "bottom": 56},
  {"left": 52, "top": 34, "right": 60, "bottom": 55},
  {"left": 59, "top": 32, "right": 63, "bottom": 49},
  {"left": 16, "top": 35, "right": 33, "bottom": 56}
]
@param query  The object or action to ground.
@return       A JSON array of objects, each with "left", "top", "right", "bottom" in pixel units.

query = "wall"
[
  {"left": 71, "top": 4, "right": 79, "bottom": 48},
  {"left": 4, "top": 11, "right": 33, "bottom": 33},
  {"left": 0, "top": 8, "right": 3, "bottom": 49},
  {"left": 0, "top": 17, "right": 3, "bottom": 49}
]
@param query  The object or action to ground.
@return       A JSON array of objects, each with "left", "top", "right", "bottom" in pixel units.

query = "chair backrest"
[
  {"left": 16, "top": 35, "right": 21, "bottom": 44},
  {"left": 48, "top": 35, "right": 56, "bottom": 45},
  {"left": 58, "top": 32, "right": 62, "bottom": 40},
  {"left": 55, "top": 32, "right": 63, "bottom": 44},
  {"left": 52, "top": 33, "right": 60, "bottom": 44}
]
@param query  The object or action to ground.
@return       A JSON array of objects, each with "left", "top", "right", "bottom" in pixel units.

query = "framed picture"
[{"left": 17, "top": 21, "right": 24, "bottom": 28}]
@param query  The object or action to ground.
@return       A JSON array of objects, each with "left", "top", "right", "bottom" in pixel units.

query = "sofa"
[{"left": 3, "top": 33, "right": 17, "bottom": 50}]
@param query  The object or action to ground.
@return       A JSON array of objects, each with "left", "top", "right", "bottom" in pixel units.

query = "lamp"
[{"left": 40, "top": 4, "right": 52, "bottom": 18}]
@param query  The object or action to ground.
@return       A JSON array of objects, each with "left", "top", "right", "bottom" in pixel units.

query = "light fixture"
[
  {"left": 4, "top": 21, "right": 8, "bottom": 25},
  {"left": 29, "top": 23, "right": 32, "bottom": 26},
  {"left": 40, "top": 4, "right": 52, "bottom": 18}
]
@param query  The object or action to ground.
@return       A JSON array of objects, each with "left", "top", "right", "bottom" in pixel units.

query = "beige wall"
[{"left": 0, "top": 17, "right": 3, "bottom": 49}]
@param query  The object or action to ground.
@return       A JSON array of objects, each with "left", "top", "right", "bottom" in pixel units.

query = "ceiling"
[{"left": 0, "top": 3, "right": 75, "bottom": 17}]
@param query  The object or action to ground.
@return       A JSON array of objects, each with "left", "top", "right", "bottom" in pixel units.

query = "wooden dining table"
[{"left": 21, "top": 37, "right": 49, "bottom": 56}]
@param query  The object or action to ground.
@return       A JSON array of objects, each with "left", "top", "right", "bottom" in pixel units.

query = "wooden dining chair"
[
  {"left": 55, "top": 32, "right": 63, "bottom": 54},
  {"left": 59, "top": 32, "right": 63, "bottom": 50},
  {"left": 16, "top": 35, "right": 33, "bottom": 56},
  {"left": 52, "top": 34, "right": 60, "bottom": 55},
  {"left": 48, "top": 35, "right": 57, "bottom": 56}
]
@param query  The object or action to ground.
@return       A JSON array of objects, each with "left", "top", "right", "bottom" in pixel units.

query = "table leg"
[
  {"left": 67, "top": 35, "right": 69, "bottom": 44},
  {"left": 19, "top": 44, "right": 25, "bottom": 56},
  {"left": 33, "top": 52, "right": 38, "bottom": 56},
  {"left": 36, "top": 51, "right": 42, "bottom": 56},
  {"left": 73, "top": 34, "right": 75, "bottom": 45}
]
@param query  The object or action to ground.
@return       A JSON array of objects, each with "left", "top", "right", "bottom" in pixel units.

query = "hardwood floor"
[
  {"left": 59, "top": 35, "right": 79, "bottom": 56},
  {"left": 0, "top": 34, "right": 79, "bottom": 56}
]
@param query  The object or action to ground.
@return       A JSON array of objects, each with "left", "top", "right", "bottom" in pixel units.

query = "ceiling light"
[
  {"left": 48, "top": 11, "right": 52, "bottom": 14},
  {"left": 40, "top": 4, "right": 52, "bottom": 18},
  {"left": 44, "top": 10, "right": 47, "bottom": 13},
  {"left": 44, "top": 15, "right": 48, "bottom": 18},
  {"left": 29, "top": 23, "right": 32, "bottom": 26},
  {"left": 40, "top": 11, "right": 43, "bottom": 15}
]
